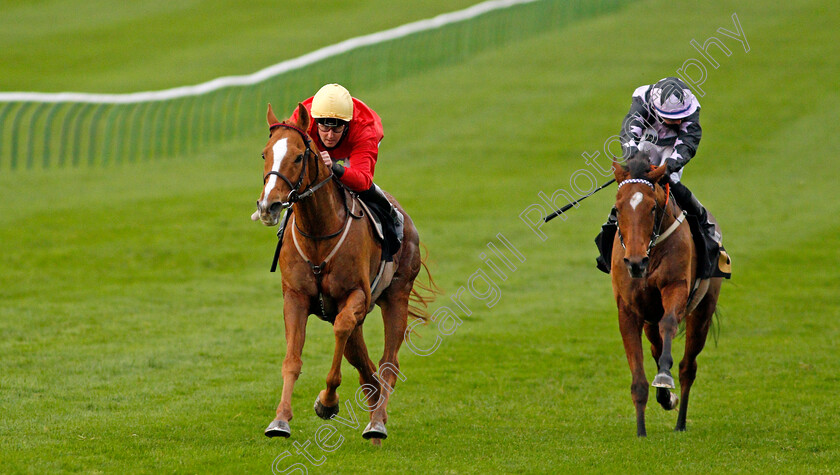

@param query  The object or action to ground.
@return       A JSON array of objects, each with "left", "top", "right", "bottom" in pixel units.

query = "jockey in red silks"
[{"left": 282, "top": 83, "right": 404, "bottom": 260}]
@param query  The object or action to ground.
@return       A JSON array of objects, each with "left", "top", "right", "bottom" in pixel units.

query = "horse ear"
[
  {"left": 612, "top": 159, "right": 629, "bottom": 182},
  {"left": 295, "top": 103, "right": 311, "bottom": 132},
  {"left": 267, "top": 104, "right": 279, "bottom": 126},
  {"left": 647, "top": 163, "right": 668, "bottom": 183}
]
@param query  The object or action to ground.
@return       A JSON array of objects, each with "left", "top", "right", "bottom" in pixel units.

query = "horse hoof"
[
  {"left": 314, "top": 396, "right": 339, "bottom": 420},
  {"left": 668, "top": 392, "right": 679, "bottom": 410},
  {"left": 652, "top": 373, "right": 675, "bottom": 389},
  {"left": 265, "top": 419, "right": 291, "bottom": 438},
  {"left": 656, "top": 388, "right": 679, "bottom": 410},
  {"left": 660, "top": 393, "right": 679, "bottom": 410},
  {"left": 362, "top": 421, "right": 388, "bottom": 440}
]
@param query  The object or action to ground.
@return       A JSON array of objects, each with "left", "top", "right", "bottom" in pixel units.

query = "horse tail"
[
  {"left": 710, "top": 305, "right": 722, "bottom": 347},
  {"left": 676, "top": 302, "right": 722, "bottom": 347},
  {"left": 407, "top": 243, "right": 441, "bottom": 323}
]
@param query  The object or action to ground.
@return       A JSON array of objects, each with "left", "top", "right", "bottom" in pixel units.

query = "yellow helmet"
[{"left": 311, "top": 84, "right": 353, "bottom": 123}]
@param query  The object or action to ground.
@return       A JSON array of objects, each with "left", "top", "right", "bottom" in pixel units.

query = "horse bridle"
[
  {"left": 263, "top": 121, "right": 362, "bottom": 244},
  {"left": 615, "top": 178, "right": 670, "bottom": 255},
  {"left": 263, "top": 122, "right": 363, "bottom": 285},
  {"left": 263, "top": 122, "right": 334, "bottom": 208}
]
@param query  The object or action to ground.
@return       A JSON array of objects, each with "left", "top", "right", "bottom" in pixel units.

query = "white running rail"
[{"left": 0, "top": 0, "right": 537, "bottom": 104}]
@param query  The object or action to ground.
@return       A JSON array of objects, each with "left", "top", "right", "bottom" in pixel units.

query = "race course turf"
[{"left": 2, "top": 0, "right": 839, "bottom": 473}]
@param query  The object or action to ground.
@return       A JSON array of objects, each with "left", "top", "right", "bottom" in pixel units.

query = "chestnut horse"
[
  {"left": 611, "top": 154, "right": 722, "bottom": 437},
  {"left": 254, "top": 103, "right": 435, "bottom": 444}
]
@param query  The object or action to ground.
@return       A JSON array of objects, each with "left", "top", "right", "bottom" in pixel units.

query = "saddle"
[
  {"left": 356, "top": 194, "right": 402, "bottom": 263},
  {"left": 357, "top": 198, "right": 386, "bottom": 244}
]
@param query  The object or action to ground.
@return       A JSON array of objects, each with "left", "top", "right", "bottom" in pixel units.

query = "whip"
[{"left": 543, "top": 178, "right": 616, "bottom": 222}]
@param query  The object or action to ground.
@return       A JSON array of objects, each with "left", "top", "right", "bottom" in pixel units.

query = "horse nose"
[
  {"left": 254, "top": 198, "right": 284, "bottom": 226},
  {"left": 624, "top": 256, "right": 649, "bottom": 278}
]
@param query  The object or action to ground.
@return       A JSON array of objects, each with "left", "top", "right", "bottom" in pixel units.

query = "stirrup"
[{"left": 391, "top": 208, "right": 404, "bottom": 244}]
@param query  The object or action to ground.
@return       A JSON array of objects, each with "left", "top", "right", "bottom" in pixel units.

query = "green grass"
[
  {"left": 0, "top": 0, "right": 483, "bottom": 93},
  {"left": 2, "top": 0, "right": 840, "bottom": 473}
]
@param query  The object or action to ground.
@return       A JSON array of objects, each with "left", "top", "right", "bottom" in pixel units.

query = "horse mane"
[{"left": 624, "top": 151, "right": 654, "bottom": 179}]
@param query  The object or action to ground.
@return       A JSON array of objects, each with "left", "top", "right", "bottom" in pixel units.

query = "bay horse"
[
  {"left": 610, "top": 154, "right": 723, "bottom": 437},
  {"left": 254, "top": 103, "right": 436, "bottom": 444}
]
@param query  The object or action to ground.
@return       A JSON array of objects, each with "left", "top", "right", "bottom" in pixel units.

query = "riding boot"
[
  {"left": 669, "top": 181, "right": 720, "bottom": 244},
  {"left": 669, "top": 180, "right": 727, "bottom": 279},
  {"left": 358, "top": 184, "right": 404, "bottom": 260},
  {"left": 595, "top": 207, "right": 618, "bottom": 274}
]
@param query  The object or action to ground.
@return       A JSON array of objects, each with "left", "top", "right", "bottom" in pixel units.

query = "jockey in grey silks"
[{"left": 596, "top": 77, "right": 723, "bottom": 276}]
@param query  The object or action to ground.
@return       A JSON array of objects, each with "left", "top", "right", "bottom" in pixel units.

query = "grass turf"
[{"left": 2, "top": 0, "right": 839, "bottom": 472}]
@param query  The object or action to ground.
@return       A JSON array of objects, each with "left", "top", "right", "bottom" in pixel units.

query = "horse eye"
[
  {"left": 294, "top": 154, "right": 304, "bottom": 163},
  {"left": 261, "top": 153, "right": 265, "bottom": 161}
]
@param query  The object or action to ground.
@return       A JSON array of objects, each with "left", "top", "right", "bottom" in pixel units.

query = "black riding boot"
[
  {"left": 669, "top": 181, "right": 719, "bottom": 244},
  {"left": 358, "top": 184, "right": 404, "bottom": 260},
  {"left": 595, "top": 207, "right": 618, "bottom": 274},
  {"left": 670, "top": 180, "right": 729, "bottom": 278}
]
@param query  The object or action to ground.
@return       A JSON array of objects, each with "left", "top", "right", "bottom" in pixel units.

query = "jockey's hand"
[
  {"left": 621, "top": 144, "right": 639, "bottom": 161},
  {"left": 665, "top": 158, "right": 680, "bottom": 174},
  {"left": 320, "top": 151, "right": 332, "bottom": 168}
]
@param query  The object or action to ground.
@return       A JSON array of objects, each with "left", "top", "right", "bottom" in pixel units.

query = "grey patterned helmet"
[{"left": 649, "top": 77, "right": 698, "bottom": 120}]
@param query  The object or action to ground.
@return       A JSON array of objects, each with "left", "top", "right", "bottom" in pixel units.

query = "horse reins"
[
  {"left": 264, "top": 122, "right": 334, "bottom": 207},
  {"left": 266, "top": 122, "right": 363, "bottom": 280},
  {"left": 265, "top": 122, "right": 368, "bottom": 321}
]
